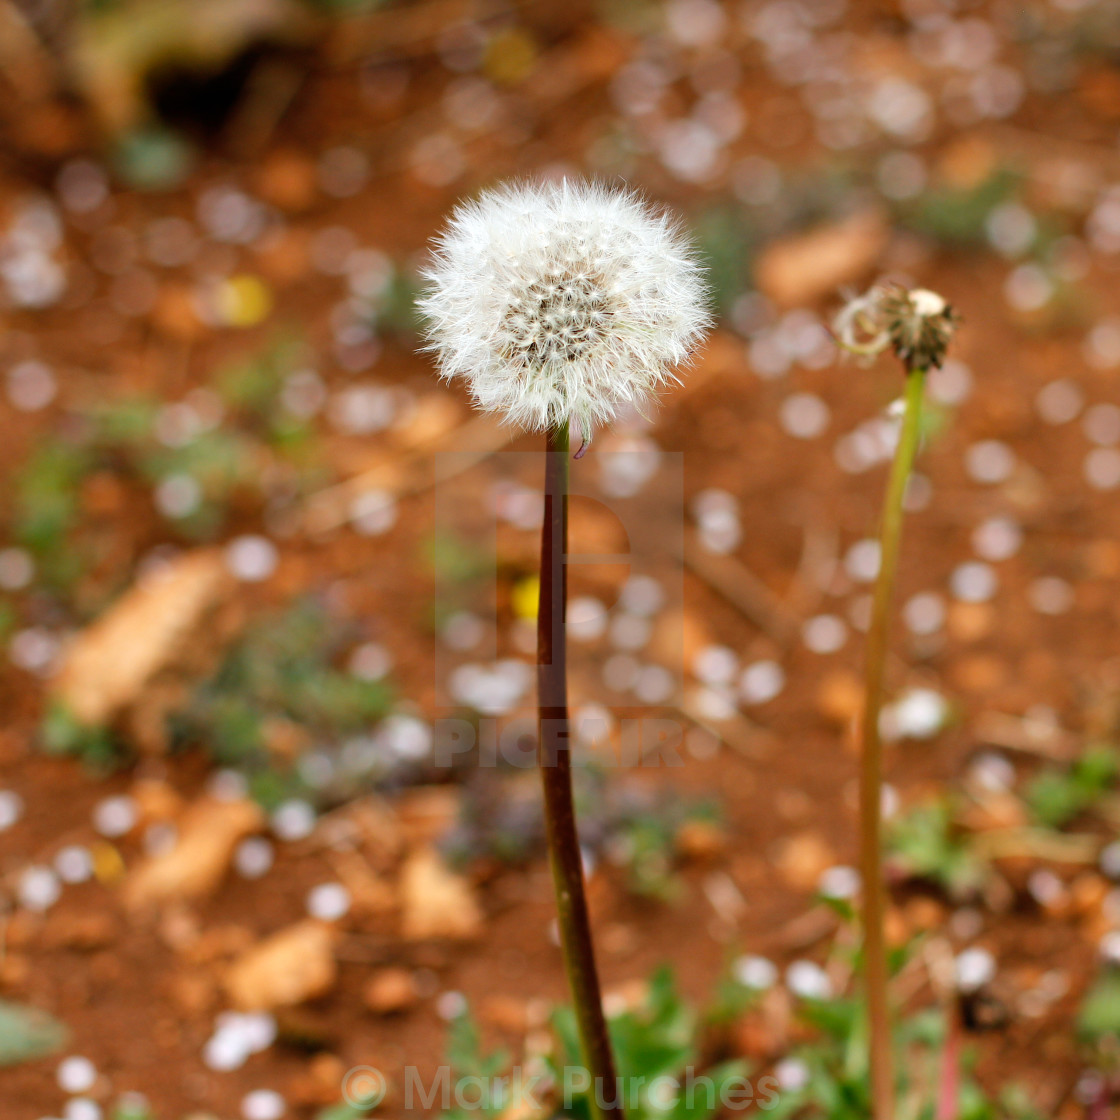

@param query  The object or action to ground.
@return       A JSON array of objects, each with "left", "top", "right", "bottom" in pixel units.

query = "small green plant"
[
  {"left": 440, "top": 1010, "right": 513, "bottom": 1120},
  {"left": 214, "top": 334, "right": 322, "bottom": 457},
  {"left": 170, "top": 600, "right": 394, "bottom": 807},
  {"left": 1025, "top": 743, "right": 1119, "bottom": 828},
  {"left": 7, "top": 335, "right": 326, "bottom": 607},
  {"left": 763, "top": 997, "right": 1042, "bottom": 1120},
  {"left": 550, "top": 968, "right": 748, "bottom": 1120},
  {"left": 448, "top": 767, "right": 723, "bottom": 902},
  {"left": 0, "top": 999, "right": 68, "bottom": 1066},
  {"left": 109, "top": 1095, "right": 156, "bottom": 1120},
  {"left": 367, "top": 265, "right": 425, "bottom": 337},
  {"left": 603, "top": 798, "right": 722, "bottom": 902},
  {"left": 692, "top": 206, "right": 759, "bottom": 315},
  {"left": 886, "top": 798, "right": 990, "bottom": 900},
  {"left": 315, "top": 1104, "right": 372, "bottom": 1120},
  {"left": 12, "top": 441, "right": 90, "bottom": 588},
  {"left": 40, "top": 701, "right": 122, "bottom": 770},
  {"left": 1078, "top": 967, "right": 1120, "bottom": 1055},
  {"left": 897, "top": 165, "right": 1021, "bottom": 247}
]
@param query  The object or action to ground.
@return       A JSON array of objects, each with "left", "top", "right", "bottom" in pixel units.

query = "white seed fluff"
[{"left": 418, "top": 179, "right": 710, "bottom": 445}]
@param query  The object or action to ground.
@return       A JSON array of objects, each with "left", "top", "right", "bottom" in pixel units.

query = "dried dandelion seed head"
[
  {"left": 834, "top": 284, "right": 960, "bottom": 371},
  {"left": 418, "top": 179, "right": 711, "bottom": 451}
]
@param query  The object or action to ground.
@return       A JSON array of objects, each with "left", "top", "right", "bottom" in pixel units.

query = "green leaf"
[
  {"left": 899, "top": 165, "right": 1021, "bottom": 246},
  {"left": 1026, "top": 743, "right": 1119, "bottom": 828},
  {"left": 316, "top": 1103, "right": 371, "bottom": 1120},
  {"left": 39, "top": 703, "right": 120, "bottom": 769},
  {"left": 1079, "top": 969, "right": 1120, "bottom": 1041},
  {"left": 668, "top": 1061, "right": 752, "bottom": 1120},
  {"left": 887, "top": 799, "right": 987, "bottom": 899},
  {"left": 691, "top": 206, "right": 758, "bottom": 314},
  {"left": 0, "top": 1000, "right": 68, "bottom": 1066}
]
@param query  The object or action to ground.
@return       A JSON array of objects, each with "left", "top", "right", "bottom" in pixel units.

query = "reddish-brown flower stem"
[{"left": 538, "top": 422, "right": 623, "bottom": 1120}]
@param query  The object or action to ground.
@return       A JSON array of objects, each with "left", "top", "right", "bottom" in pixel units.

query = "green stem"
[
  {"left": 538, "top": 422, "right": 623, "bottom": 1120},
  {"left": 860, "top": 367, "right": 927, "bottom": 1120}
]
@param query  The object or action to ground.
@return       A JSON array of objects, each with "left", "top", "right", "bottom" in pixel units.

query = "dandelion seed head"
[
  {"left": 834, "top": 283, "right": 960, "bottom": 370},
  {"left": 418, "top": 179, "right": 711, "bottom": 444}
]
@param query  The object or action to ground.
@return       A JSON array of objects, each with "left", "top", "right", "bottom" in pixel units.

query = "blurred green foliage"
[
  {"left": 40, "top": 700, "right": 121, "bottom": 769},
  {"left": 9, "top": 334, "right": 321, "bottom": 601},
  {"left": 171, "top": 599, "right": 393, "bottom": 807},
  {"left": 692, "top": 206, "right": 759, "bottom": 316},
  {"left": 1025, "top": 742, "right": 1119, "bottom": 829},
  {"left": 551, "top": 967, "right": 748, "bottom": 1120},
  {"left": 887, "top": 798, "right": 990, "bottom": 900},
  {"left": 0, "top": 1000, "right": 68, "bottom": 1066},
  {"left": 898, "top": 165, "right": 1021, "bottom": 247},
  {"left": 765, "top": 997, "right": 1042, "bottom": 1120}
]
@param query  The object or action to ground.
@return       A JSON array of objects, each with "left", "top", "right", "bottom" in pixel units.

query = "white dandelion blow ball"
[{"left": 418, "top": 179, "right": 710, "bottom": 450}]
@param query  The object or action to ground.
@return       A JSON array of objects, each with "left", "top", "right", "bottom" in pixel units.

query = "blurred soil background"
[{"left": 4, "top": 0, "right": 1120, "bottom": 1117}]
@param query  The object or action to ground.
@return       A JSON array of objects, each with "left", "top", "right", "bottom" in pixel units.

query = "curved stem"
[
  {"left": 538, "top": 423, "right": 623, "bottom": 1120},
  {"left": 860, "top": 368, "right": 927, "bottom": 1120}
]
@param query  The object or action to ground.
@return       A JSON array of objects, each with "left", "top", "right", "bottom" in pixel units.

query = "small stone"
[
  {"left": 881, "top": 689, "right": 948, "bottom": 741},
  {"left": 779, "top": 392, "right": 830, "bottom": 439},
  {"left": 844, "top": 539, "right": 881, "bottom": 583},
  {"left": 692, "top": 644, "right": 738, "bottom": 686},
  {"left": 54, "top": 845, "right": 94, "bottom": 884},
  {"left": 1036, "top": 378, "right": 1083, "bottom": 424},
  {"left": 6, "top": 360, "right": 56, "bottom": 411},
  {"left": 1029, "top": 577, "right": 1074, "bottom": 615},
  {"left": 435, "top": 990, "right": 468, "bottom": 1020},
  {"left": 675, "top": 819, "right": 726, "bottom": 862},
  {"left": 306, "top": 883, "right": 351, "bottom": 922},
  {"left": 124, "top": 797, "right": 263, "bottom": 908},
  {"left": 903, "top": 591, "right": 946, "bottom": 635},
  {"left": 45, "top": 912, "right": 116, "bottom": 951},
  {"left": 802, "top": 614, "right": 848, "bottom": 654},
  {"left": 19, "top": 866, "right": 61, "bottom": 912},
  {"left": 815, "top": 669, "right": 863, "bottom": 727},
  {"left": 1085, "top": 448, "right": 1120, "bottom": 490},
  {"left": 0, "top": 548, "right": 34, "bottom": 591},
  {"left": 950, "top": 561, "right": 998, "bottom": 603},
  {"left": 774, "top": 1056, "right": 811, "bottom": 1091},
  {"left": 52, "top": 549, "right": 233, "bottom": 731},
  {"left": 756, "top": 209, "right": 888, "bottom": 307},
  {"left": 739, "top": 660, "right": 785, "bottom": 704},
  {"left": 57, "top": 1055, "right": 97, "bottom": 1093},
  {"left": 818, "top": 865, "right": 860, "bottom": 900},
  {"left": 271, "top": 800, "right": 316, "bottom": 842},
  {"left": 775, "top": 832, "right": 836, "bottom": 891},
  {"left": 241, "top": 1089, "right": 285, "bottom": 1120},
  {"left": 92, "top": 795, "right": 138, "bottom": 838},
  {"left": 971, "top": 517, "right": 1022, "bottom": 562},
  {"left": 225, "top": 536, "right": 278, "bottom": 583},
  {"left": 400, "top": 847, "right": 482, "bottom": 941},
  {"left": 64, "top": 1098, "right": 102, "bottom": 1120},
  {"left": 956, "top": 947, "right": 996, "bottom": 991},
  {"left": 363, "top": 968, "right": 417, "bottom": 1014},
  {"left": 225, "top": 921, "right": 338, "bottom": 1011},
  {"left": 733, "top": 955, "right": 778, "bottom": 990},
  {"left": 0, "top": 790, "right": 24, "bottom": 831},
  {"left": 786, "top": 960, "right": 833, "bottom": 1001},
  {"left": 234, "top": 837, "right": 274, "bottom": 879}
]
